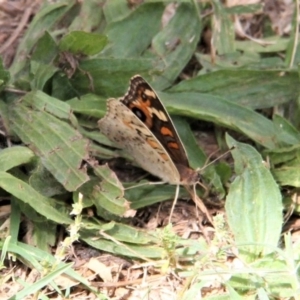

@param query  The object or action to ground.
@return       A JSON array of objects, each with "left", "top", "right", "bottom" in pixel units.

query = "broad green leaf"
[
  {"left": 29, "top": 162, "right": 66, "bottom": 197},
  {"left": 272, "top": 156, "right": 300, "bottom": 187},
  {"left": 225, "top": 135, "right": 282, "bottom": 258},
  {"left": 30, "top": 220, "right": 57, "bottom": 251},
  {"left": 266, "top": 144, "right": 300, "bottom": 165},
  {"left": 30, "top": 61, "right": 58, "bottom": 90},
  {"left": 266, "top": 144, "right": 300, "bottom": 187},
  {"left": 229, "top": 256, "right": 294, "bottom": 298},
  {"left": 91, "top": 165, "right": 131, "bottom": 216},
  {"left": 160, "top": 91, "right": 280, "bottom": 149},
  {"left": 59, "top": 31, "right": 108, "bottom": 56},
  {"left": 0, "top": 172, "right": 71, "bottom": 224},
  {"left": 51, "top": 72, "right": 79, "bottom": 100},
  {"left": 103, "top": 0, "right": 132, "bottom": 23},
  {"left": 102, "top": 3, "right": 164, "bottom": 58},
  {"left": 10, "top": 104, "right": 89, "bottom": 191},
  {"left": 69, "top": 1, "right": 104, "bottom": 32},
  {"left": 0, "top": 146, "right": 35, "bottom": 172},
  {"left": 31, "top": 31, "right": 58, "bottom": 64},
  {"left": 196, "top": 51, "right": 262, "bottom": 71},
  {"left": 67, "top": 93, "right": 106, "bottom": 118},
  {"left": 72, "top": 57, "right": 154, "bottom": 97},
  {"left": 22, "top": 90, "right": 78, "bottom": 127},
  {"left": 169, "top": 70, "right": 299, "bottom": 110},
  {"left": 150, "top": 3, "right": 201, "bottom": 89},
  {"left": 273, "top": 114, "right": 300, "bottom": 146},
  {"left": 10, "top": 0, "right": 77, "bottom": 80}
]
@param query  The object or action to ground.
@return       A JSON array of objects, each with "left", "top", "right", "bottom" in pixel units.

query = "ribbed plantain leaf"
[{"left": 225, "top": 135, "right": 283, "bottom": 259}]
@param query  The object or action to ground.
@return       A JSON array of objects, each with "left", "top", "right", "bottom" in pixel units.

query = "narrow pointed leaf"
[
  {"left": 0, "top": 172, "right": 71, "bottom": 224},
  {"left": 0, "top": 146, "right": 35, "bottom": 172}
]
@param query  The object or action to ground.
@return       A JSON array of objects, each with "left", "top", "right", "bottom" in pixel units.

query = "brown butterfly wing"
[{"left": 120, "top": 75, "right": 190, "bottom": 168}]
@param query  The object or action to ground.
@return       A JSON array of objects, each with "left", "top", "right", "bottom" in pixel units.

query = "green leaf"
[
  {"left": 211, "top": 0, "right": 235, "bottom": 55},
  {"left": 59, "top": 31, "right": 108, "bottom": 56},
  {"left": 0, "top": 172, "right": 71, "bottom": 224},
  {"left": 72, "top": 57, "right": 154, "bottom": 97},
  {"left": 9, "top": 0, "right": 77, "bottom": 80},
  {"left": 225, "top": 3, "right": 263, "bottom": 14},
  {"left": 150, "top": 3, "right": 201, "bottom": 89},
  {"left": 127, "top": 184, "right": 179, "bottom": 209},
  {"left": 285, "top": 8, "right": 297, "bottom": 67},
  {"left": 0, "top": 57, "right": 10, "bottom": 92},
  {"left": 67, "top": 93, "right": 106, "bottom": 118},
  {"left": 30, "top": 61, "right": 58, "bottom": 90},
  {"left": 173, "top": 117, "right": 224, "bottom": 196},
  {"left": 0, "top": 146, "right": 35, "bottom": 172},
  {"left": 225, "top": 135, "right": 283, "bottom": 259},
  {"left": 0, "top": 100, "right": 11, "bottom": 136},
  {"left": 22, "top": 90, "right": 78, "bottom": 126},
  {"left": 266, "top": 144, "right": 300, "bottom": 187},
  {"left": 160, "top": 91, "right": 280, "bottom": 149},
  {"left": 29, "top": 162, "right": 66, "bottom": 197},
  {"left": 235, "top": 37, "right": 289, "bottom": 53},
  {"left": 91, "top": 165, "right": 131, "bottom": 216},
  {"left": 10, "top": 103, "right": 89, "bottom": 191},
  {"left": 81, "top": 231, "right": 164, "bottom": 259},
  {"left": 102, "top": 0, "right": 132, "bottom": 24},
  {"left": 30, "top": 219, "right": 57, "bottom": 251},
  {"left": 272, "top": 114, "right": 300, "bottom": 146},
  {"left": 31, "top": 31, "right": 58, "bottom": 64},
  {"left": 8, "top": 242, "right": 93, "bottom": 289},
  {"left": 273, "top": 156, "right": 300, "bottom": 187},
  {"left": 12, "top": 263, "right": 73, "bottom": 300},
  {"left": 51, "top": 72, "right": 79, "bottom": 100},
  {"left": 69, "top": 1, "right": 104, "bottom": 32},
  {"left": 169, "top": 70, "right": 299, "bottom": 110},
  {"left": 196, "top": 51, "right": 262, "bottom": 71},
  {"left": 82, "top": 220, "right": 158, "bottom": 245},
  {"left": 102, "top": 3, "right": 164, "bottom": 58}
]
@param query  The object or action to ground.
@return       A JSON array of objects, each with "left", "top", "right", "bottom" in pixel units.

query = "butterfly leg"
[{"left": 168, "top": 184, "right": 180, "bottom": 223}]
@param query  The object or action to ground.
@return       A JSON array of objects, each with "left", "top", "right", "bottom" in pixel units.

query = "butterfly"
[{"left": 98, "top": 75, "right": 211, "bottom": 223}]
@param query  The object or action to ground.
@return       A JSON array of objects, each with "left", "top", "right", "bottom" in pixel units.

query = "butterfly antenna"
[{"left": 198, "top": 146, "right": 235, "bottom": 172}]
